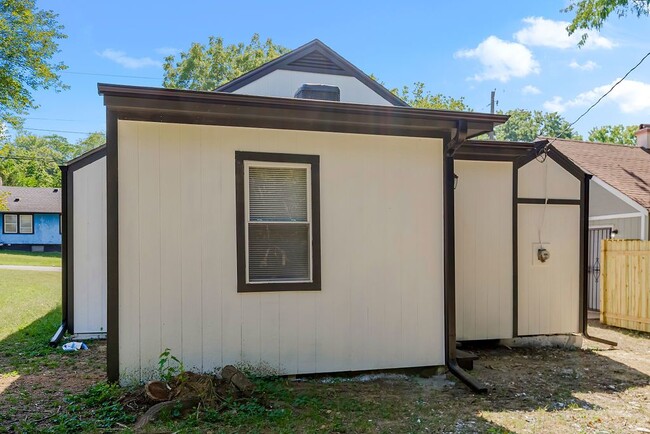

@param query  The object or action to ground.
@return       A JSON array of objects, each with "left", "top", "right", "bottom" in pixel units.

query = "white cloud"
[
  {"left": 155, "top": 47, "right": 180, "bottom": 56},
  {"left": 454, "top": 36, "right": 540, "bottom": 82},
  {"left": 98, "top": 49, "right": 161, "bottom": 69},
  {"left": 569, "top": 60, "right": 598, "bottom": 71},
  {"left": 522, "top": 85, "right": 541, "bottom": 95},
  {"left": 543, "top": 79, "right": 650, "bottom": 113},
  {"left": 514, "top": 17, "right": 615, "bottom": 50}
]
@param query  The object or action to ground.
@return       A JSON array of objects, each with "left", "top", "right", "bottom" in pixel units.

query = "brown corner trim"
[{"left": 106, "top": 111, "right": 120, "bottom": 382}]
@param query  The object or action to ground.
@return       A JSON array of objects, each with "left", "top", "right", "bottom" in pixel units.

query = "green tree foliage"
[
  {"left": 0, "top": 190, "right": 8, "bottom": 211},
  {"left": 394, "top": 82, "right": 471, "bottom": 111},
  {"left": 0, "top": 132, "right": 105, "bottom": 187},
  {"left": 162, "top": 34, "right": 289, "bottom": 91},
  {"left": 0, "top": 0, "right": 67, "bottom": 127},
  {"left": 494, "top": 109, "right": 582, "bottom": 142},
  {"left": 564, "top": 0, "right": 650, "bottom": 46},
  {"left": 588, "top": 124, "right": 638, "bottom": 145}
]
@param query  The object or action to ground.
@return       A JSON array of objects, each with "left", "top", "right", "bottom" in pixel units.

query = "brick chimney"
[{"left": 635, "top": 124, "right": 650, "bottom": 149}]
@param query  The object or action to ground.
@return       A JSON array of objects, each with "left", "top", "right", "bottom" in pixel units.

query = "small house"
[
  {"left": 59, "top": 40, "right": 596, "bottom": 391},
  {"left": 0, "top": 185, "right": 62, "bottom": 252},
  {"left": 552, "top": 128, "right": 650, "bottom": 311}
]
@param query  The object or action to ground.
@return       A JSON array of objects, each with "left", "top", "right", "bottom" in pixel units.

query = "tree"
[
  {"left": 162, "top": 34, "right": 288, "bottom": 91},
  {"left": 0, "top": 131, "right": 105, "bottom": 187},
  {"left": 0, "top": 0, "right": 67, "bottom": 127},
  {"left": 494, "top": 109, "right": 582, "bottom": 142},
  {"left": 588, "top": 124, "right": 638, "bottom": 145},
  {"left": 0, "top": 190, "right": 8, "bottom": 211},
  {"left": 564, "top": 0, "right": 650, "bottom": 46},
  {"left": 394, "top": 82, "right": 471, "bottom": 111}
]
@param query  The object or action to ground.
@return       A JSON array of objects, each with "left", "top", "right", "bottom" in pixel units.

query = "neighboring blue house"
[{"left": 0, "top": 186, "right": 62, "bottom": 251}]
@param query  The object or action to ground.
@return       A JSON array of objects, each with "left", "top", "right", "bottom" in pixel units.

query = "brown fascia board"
[
  {"left": 455, "top": 139, "right": 538, "bottom": 161},
  {"left": 98, "top": 83, "right": 509, "bottom": 140},
  {"left": 60, "top": 144, "right": 107, "bottom": 171}
]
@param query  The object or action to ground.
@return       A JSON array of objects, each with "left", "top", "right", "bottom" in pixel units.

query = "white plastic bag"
[{"left": 62, "top": 341, "right": 88, "bottom": 351}]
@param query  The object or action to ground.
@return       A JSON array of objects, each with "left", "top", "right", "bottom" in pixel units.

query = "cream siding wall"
[
  {"left": 73, "top": 157, "right": 107, "bottom": 335},
  {"left": 517, "top": 158, "right": 581, "bottom": 336},
  {"left": 454, "top": 161, "right": 513, "bottom": 340},
  {"left": 117, "top": 120, "right": 444, "bottom": 383},
  {"left": 232, "top": 70, "right": 394, "bottom": 106},
  {"left": 518, "top": 157, "right": 580, "bottom": 200}
]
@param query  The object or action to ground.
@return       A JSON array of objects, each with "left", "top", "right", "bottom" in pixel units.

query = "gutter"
[
  {"left": 580, "top": 173, "right": 617, "bottom": 347},
  {"left": 443, "top": 122, "right": 488, "bottom": 393},
  {"left": 49, "top": 321, "right": 66, "bottom": 347}
]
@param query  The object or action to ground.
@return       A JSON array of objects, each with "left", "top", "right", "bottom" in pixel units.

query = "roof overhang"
[
  {"left": 455, "top": 139, "right": 545, "bottom": 162},
  {"left": 98, "top": 84, "right": 508, "bottom": 142}
]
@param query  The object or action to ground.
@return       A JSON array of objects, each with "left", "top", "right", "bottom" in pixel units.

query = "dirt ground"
[{"left": 1, "top": 321, "right": 649, "bottom": 433}]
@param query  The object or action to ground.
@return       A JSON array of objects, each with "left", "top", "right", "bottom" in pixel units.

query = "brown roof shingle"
[
  {"left": 550, "top": 138, "right": 650, "bottom": 210},
  {"left": 0, "top": 186, "right": 61, "bottom": 213}
]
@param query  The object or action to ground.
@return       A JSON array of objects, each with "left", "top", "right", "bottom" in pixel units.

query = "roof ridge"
[{"left": 543, "top": 136, "right": 640, "bottom": 149}]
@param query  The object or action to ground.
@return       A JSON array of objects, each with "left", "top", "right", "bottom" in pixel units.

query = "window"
[
  {"left": 2, "top": 214, "right": 33, "bottom": 234},
  {"left": 236, "top": 151, "right": 320, "bottom": 292},
  {"left": 19, "top": 215, "right": 33, "bottom": 234},
  {"left": 3, "top": 214, "right": 17, "bottom": 234}
]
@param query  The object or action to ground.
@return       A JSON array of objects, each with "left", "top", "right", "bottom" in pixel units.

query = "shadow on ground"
[{"left": 0, "top": 308, "right": 106, "bottom": 432}]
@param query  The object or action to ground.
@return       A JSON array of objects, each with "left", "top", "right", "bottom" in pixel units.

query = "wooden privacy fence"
[{"left": 601, "top": 239, "right": 650, "bottom": 333}]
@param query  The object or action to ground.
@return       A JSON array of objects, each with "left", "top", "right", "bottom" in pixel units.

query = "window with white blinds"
[
  {"left": 19, "top": 214, "right": 33, "bottom": 234},
  {"left": 245, "top": 163, "right": 312, "bottom": 283},
  {"left": 3, "top": 214, "right": 17, "bottom": 234}
]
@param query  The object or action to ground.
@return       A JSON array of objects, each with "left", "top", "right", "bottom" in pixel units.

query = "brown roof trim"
[
  {"left": 455, "top": 139, "right": 540, "bottom": 161},
  {"left": 61, "top": 144, "right": 106, "bottom": 171},
  {"left": 216, "top": 39, "right": 409, "bottom": 107},
  {"left": 98, "top": 84, "right": 508, "bottom": 140}
]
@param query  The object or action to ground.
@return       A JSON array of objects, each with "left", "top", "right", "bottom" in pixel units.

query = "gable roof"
[
  {"left": 216, "top": 39, "right": 408, "bottom": 107},
  {"left": 550, "top": 137, "right": 650, "bottom": 210},
  {"left": 0, "top": 186, "right": 61, "bottom": 213}
]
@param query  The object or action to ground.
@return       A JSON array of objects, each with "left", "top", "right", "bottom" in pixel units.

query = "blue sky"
[{"left": 16, "top": 0, "right": 650, "bottom": 141}]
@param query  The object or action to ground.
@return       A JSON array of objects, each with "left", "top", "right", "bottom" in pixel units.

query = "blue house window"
[{"left": 3, "top": 214, "right": 34, "bottom": 234}]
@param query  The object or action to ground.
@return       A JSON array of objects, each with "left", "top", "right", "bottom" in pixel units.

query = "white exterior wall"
[
  {"left": 589, "top": 180, "right": 639, "bottom": 216},
  {"left": 117, "top": 120, "right": 444, "bottom": 383},
  {"left": 232, "top": 70, "right": 394, "bottom": 106},
  {"left": 517, "top": 158, "right": 581, "bottom": 336},
  {"left": 454, "top": 161, "right": 513, "bottom": 340},
  {"left": 73, "top": 157, "right": 107, "bottom": 335}
]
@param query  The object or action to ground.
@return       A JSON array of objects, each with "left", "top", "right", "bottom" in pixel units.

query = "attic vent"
[
  {"left": 287, "top": 50, "right": 345, "bottom": 72},
  {"left": 13, "top": 198, "right": 19, "bottom": 202},
  {"left": 53, "top": 188, "right": 59, "bottom": 193},
  {"left": 295, "top": 84, "right": 340, "bottom": 102}
]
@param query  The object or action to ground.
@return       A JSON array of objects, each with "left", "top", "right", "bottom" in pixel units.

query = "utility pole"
[{"left": 488, "top": 89, "right": 496, "bottom": 140}]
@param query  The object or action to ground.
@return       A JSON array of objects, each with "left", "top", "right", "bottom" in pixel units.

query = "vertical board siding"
[
  {"left": 118, "top": 121, "right": 142, "bottom": 383},
  {"left": 158, "top": 124, "right": 183, "bottom": 369},
  {"left": 518, "top": 157, "right": 580, "bottom": 200},
  {"left": 117, "top": 120, "right": 444, "bottom": 382},
  {"left": 601, "top": 240, "right": 650, "bottom": 332},
  {"left": 73, "top": 158, "right": 107, "bottom": 335},
  {"left": 517, "top": 204, "right": 580, "bottom": 335},
  {"left": 454, "top": 161, "right": 513, "bottom": 341}
]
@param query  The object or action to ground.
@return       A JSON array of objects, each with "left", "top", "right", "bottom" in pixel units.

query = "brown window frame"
[{"left": 236, "top": 151, "right": 321, "bottom": 293}]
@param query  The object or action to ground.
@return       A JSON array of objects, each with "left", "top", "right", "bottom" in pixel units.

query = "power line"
[
  {"left": 26, "top": 117, "right": 93, "bottom": 123},
  {"left": 0, "top": 155, "right": 60, "bottom": 163},
  {"left": 21, "top": 127, "right": 100, "bottom": 135},
  {"left": 62, "top": 71, "right": 160, "bottom": 80},
  {"left": 542, "top": 50, "right": 650, "bottom": 151}
]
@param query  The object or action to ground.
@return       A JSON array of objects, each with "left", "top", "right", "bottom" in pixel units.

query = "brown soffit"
[{"left": 98, "top": 83, "right": 509, "bottom": 140}]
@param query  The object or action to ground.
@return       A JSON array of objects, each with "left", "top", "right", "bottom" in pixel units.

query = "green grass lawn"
[
  {"left": 0, "top": 269, "right": 61, "bottom": 348},
  {"left": 0, "top": 251, "right": 61, "bottom": 267}
]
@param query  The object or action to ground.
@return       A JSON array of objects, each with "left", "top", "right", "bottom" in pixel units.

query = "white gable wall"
[{"left": 232, "top": 69, "right": 395, "bottom": 106}]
